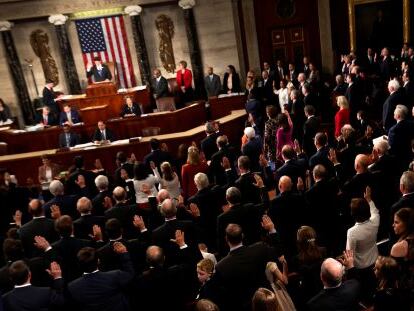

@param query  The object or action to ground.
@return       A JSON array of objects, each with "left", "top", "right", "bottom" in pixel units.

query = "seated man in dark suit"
[
  {"left": 200, "top": 121, "right": 220, "bottom": 161},
  {"left": 59, "top": 103, "right": 81, "bottom": 125},
  {"left": 35, "top": 106, "right": 58, "bottom": 126},
  {"left": 120, "top": 95, "right": 141, "bottom": 118},
  {"left": 2, "top": 260, "right": 64, "bottom": 310},
  {"left": 92, "top": 120, "right": 116, "bottom": 143},
  {"left": 58, "top": 123, "right": 80, "bottom": 148},
  {"left": 212, "top": 221, "right": 283, "bottom": 311},
  {"left": 86, "top": 56, "right": 112, "bottom": 82},
  {"left": 68, "top": 243, "right": 134, "bottom": 310},
  {"left": 18, "top": 199, "right": 59, "bottom": 258},
  {"left": 151, "top": 68, "right": 169, "bottom": 99},
  {"left": 307, "top": 251, "right": 360, "bottom": 311}
]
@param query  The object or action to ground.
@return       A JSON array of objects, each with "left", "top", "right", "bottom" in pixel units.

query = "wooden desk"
[
  {"left": 209, "top": 95, "right": 246, "bottom": 120},
  {"left": 0, "top": 103, "right": 207, "bottom": 154},
  {"left": 0, "top": 110, "right": 246, "bottom": 183},
  {"left": 59, "top": 86, "right": 152, "bottom": 124}
]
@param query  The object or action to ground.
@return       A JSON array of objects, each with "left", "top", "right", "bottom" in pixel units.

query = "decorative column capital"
[
  {"left": 124, "top": 5, "right": 143, "bottom": 16},
  {"left": 48, "top": 14, "right": 68, "bottom": 26},
  {"left": 179, "top": 0, "right": 196, "bottom": 10},
  {"left": 0, "top": 21, "right": 13, "bottom": 32}
]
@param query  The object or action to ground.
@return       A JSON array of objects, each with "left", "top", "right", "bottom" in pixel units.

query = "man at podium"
[{"left": 86, "top": 56, "right": 112, "bottom": 83}]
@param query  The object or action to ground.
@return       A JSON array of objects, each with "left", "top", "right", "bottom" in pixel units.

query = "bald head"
[
  {"left": 157, "top": 189, "right": 170, "bottom": 203},
  {"left": 146, "top": 245, "right": 164, "bottom": 267},
  {"left": 278, "top": 176, "right": 292, "bottom": 193},
  {"left": 355, "top": 154, "right": 369, "bottom": 173},
  {"left": 320, "top": 258, "right": 344, "bottom": 288},
  {"left": 28, "top": 199, "right": 43, "bottom": 217},
  {"left": 113, "top": 186, "right": 127, "bottom": 202},
  {"left": 161, "top": 198, "right": 177, "bottom": 219}
]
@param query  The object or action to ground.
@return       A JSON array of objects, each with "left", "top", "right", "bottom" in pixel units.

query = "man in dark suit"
[
  {"left": 307, "top": 253, "right": 360, "bottom": 311},
  {"left": 289, "top": 89, "right": 306, "bottom": 143},
  {"left": 151, "top": 68, "right": 169, "bottom": 99},
  {"left": 391, "top": 171, "right": 414, "bottom": 219},
  {"left": 301, "top": 56, "right": 311, "bottom": 78},
  {"left": 36, "top": 106, "right": 58, "bottom": 126},
  {"left": 143, "top": 138, "right": 174, "bottom": 170},
  {"left": 120, "top": 96, "right": 141, "bottom": 117},
  {"left": 200, "top": 121, "right": 220, "bottom": 161},
  {"left": 308, "top": 132, "right": 334, "bottom": 178},
  {"left": 65, "top": 155, "right": 97, "bottom": 197},
  {"left": 74, "top": 197, "right": 106, "bottom": 240},
  {"left": 268, "top": 176, "right": 306, "bottom": 257},
  {"left": 43, "top": 180, "right": 79, "bottom": 219},
  {"left": 302, "top": 105, "right": 320, "bottom": 157},
  {"left": 241, "top": 127, "right": 262, "bottom": 172},
  {"left": 209, "top": 135, "right": 238, "bottom": 186},
  {"left": 204, "top": 67, "right": 222, "bottom": 97},
  {"left": 86, "top": 56, "right": 112, "bottom": 82},
  {"left": 58, "top": 123, "right": 80, "bottom": 148},
  {"left": 216, "top": 187, "right": 264, "bottom": 257},
  {"left": 2, "top": 260, "right": 65, "bottom": 310},
  {"left": 92, "top": 120, "right": 116, "bottom": 143},
  {"left": 18, "top": 199, "right": 59, "bottom": 258},
  {"left": 212, "top": 221, "right": 282, "bottom": 311},
  {"left": 388, "top": 105, "right": 414, "bottom": 170},
  {"left": 68, "top": 243, "right": 134, "bottom": 310},
  {"left": 59, "top": 104, "right": 81, "bottom": 125},
  {"left": 42, "top": 81, "right": 60, "bottom": 114},
  {"left": 383, "top": 80, "right": 405, "bottom": 132},
  {"left": 259, "top": 70, "right": 274, "bottom": 105},
  {"left": 403, "top": 72, "right": 414, "bottom": 112},
  {"left": 92, "top": 175, "right": 112, "bottom": 216},
  {"left": 345, "top": 73, "right": 363, "bottom": 124},
  {"left": 276, "top": 145, "right": 307, "bottom": 188},
  {"left": 288, "top": 62, "right": 298, "bottom": 85},
  {"left": 378, "top": 48, "right": 394, "bottom": 81}
]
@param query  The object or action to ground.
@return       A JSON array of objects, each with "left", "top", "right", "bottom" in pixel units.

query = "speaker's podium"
[{"left": 86, "top": 82, "right": 117, "bottom": 97}]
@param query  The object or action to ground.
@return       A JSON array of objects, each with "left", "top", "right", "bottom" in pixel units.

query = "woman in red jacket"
[
  {"left": 176, "top": 60, "right": 194, "bottom": 107},
  {"left": 181, "top": 146, "right": 208, "bottom": 201},
  {"left": 334, "top": 95, "right": 350, "bottom": 138}
]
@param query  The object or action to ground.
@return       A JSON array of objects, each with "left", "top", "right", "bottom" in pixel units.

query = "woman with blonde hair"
[
  {"left": 334, "top": 95, "right": 350, "bottom": 138},
  {"left": 196, "top": 258, "right": 215, "bottom": 300},
  {"left": 252, "top": 288, "right": 279, "bottom": 311},
  {"left": 181, "top": 146, "right": 208, "bottom": 200}
]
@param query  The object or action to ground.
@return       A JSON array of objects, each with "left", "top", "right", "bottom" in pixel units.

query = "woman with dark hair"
[
  {"left": 275, "top": 111, "right": 293, "bottom": 160},
  {"left": 372, "top": 256, "right": 410, "bottom": 311},
  {"left": 133, "top": 162, "right": 159, "bottom": 204},
  {"left": 288, "top": 226, "right": 326, "bottom": 310},
  {"left": 264, "top": 106, "right": 278, "bottom": 167},
  {"left": 223, "top": 65, "right": 241, "bottom": 94}
]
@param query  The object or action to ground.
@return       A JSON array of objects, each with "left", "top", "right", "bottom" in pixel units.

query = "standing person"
[
  {"left": 42, "top": 80, "right": 60, "bottom": 115},
  {"left": 151, "top": 68, "right": 170, "bottom": 99},
  {"left": 276, "top": 111, "right": 294, "bottom": 160},
  {"left": 181, "top": 146, "right": 208, "bottom": 201},
  {"left": 223, "top": 65, "right": 241, "bottom": 94},
  {"left": 176, "top": 60, "right": 193, "bottom": 107},
  {"left": 334, "top": 96, "right": 351, "bottom": 138},
  {"left": 263, "top": 105, "right": 279, "bottom": 168},
  {"left": 204, "top": 67, "right": 221, "bottom": 97},
  {"left": 86, "top": 56, "right": 112, "bottom": 83}
]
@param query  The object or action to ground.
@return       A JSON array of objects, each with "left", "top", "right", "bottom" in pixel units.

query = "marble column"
[
  {"left": 179, "top": 0, "right": 205, "bottom": 99},
  {"left": 0, "top": 21, "right": 34, "bottom": 125},
  {"left": 49, "top": 14, "right": 81, "bottom": 94},
  {"left": 125, "top": 5, "right": 151, "bottom": 86}
]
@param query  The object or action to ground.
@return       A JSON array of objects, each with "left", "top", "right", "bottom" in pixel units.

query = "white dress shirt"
[{"left": 346, "top": 201, "right": 380, "bottom": 269}]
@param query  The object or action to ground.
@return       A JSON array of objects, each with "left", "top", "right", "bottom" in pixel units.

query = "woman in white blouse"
[
  {"left": 274, "top": 79, "right": 289, "bottom": 112},
  {"left": 133, "top": 162, "right": 160, "bottom": 204}
]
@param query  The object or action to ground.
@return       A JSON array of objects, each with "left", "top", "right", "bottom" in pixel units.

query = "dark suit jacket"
[
  {"left": 2, "top": 279, "right": 64, "bottom": 311},
  {"left": 391, "top": 193, "right": 414, "bottom": 220},
  {"left": 259, "top": 77, "right": 274, "bottom": 102},
  {"left": 104, "top": 202, "right": 138, "bottom": 239},
  {"left": 383, "top": 90, "right": 404, "bottom": 132},
  {"left": 213, "top": 236, "right": 281, "bottom": 311},
  {"left": 216, "top": 203, "right": 264, "bottom": 257},
  {"left": 388, "top": 119, "right": 414, "bottom": 167},
  {"left": 59, "top": 109, "right": 81, "bottom": 125},
  {"left": 151, "top": 76, "right": 169, "bottom": 98},
  {"left": 307, "top": 279, "right": 360, "bottom": 311},
  {"left": 222, "top": 72, "right": 241, "bottom": 93},
  {"left": 73, "top": 214, "right": 106, "bottom": 240},
  {"left": 68, "top": 253, "right": 134, "bottom": 311},
  {"left": 92, "top": 190, "right": 112, "bottom": 216},
  {"left": 143, "top": 149, "right": 173, "bottom": 171},
  {"left": 241, "top": 137, "right": 262, "bottom": 172},
  {"left": 35, "top": 113, "right": 58, "bottom": 126},
  {"left": 42, "top": 194, "right": 79, "bottom": 219},
  {"left": 309, "top": 146, "right": 335, "bottom": 178},
  {"left": 209, "top": 145, "right": 238, "bottom": 186},
  {"left": 302, "top": 116, "right": 320, "bottom": 157},
  {"left": 42, "top": 87, "right": 57, "bottom": 109},
  {"left": 275, "top": 158, "right": 307, "bottom": 188},
  {"left": 204, "top": 74, "right": 222, "bottom": 97},
  {"left": 120, "top": 103, "right": 141, "bottom": 117},
  {"left": 92, "top": 127, "right": 116, "bottom": 142},
  {"left": 201, "top": 132, "right": 219, "bottom": 161},
  {"left": 404, "top": 81, "right": 414, "bottom": 110},
  {"left": 18, "top": 217, "right": 59, "bottom": 258},
  {"left": 58, "top": 132, "right": 80, "bottom": 148},
  {"left": 86, "top": 64, "right": 112, "bottom": 82}
]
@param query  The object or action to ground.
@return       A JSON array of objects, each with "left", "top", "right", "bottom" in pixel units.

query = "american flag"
[{"left": 75, "top": 15, "right": 136, "bottom": 88}]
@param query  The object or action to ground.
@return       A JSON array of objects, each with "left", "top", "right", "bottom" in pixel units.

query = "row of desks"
[
  {"left": 0, "top": 95, "right": 246, "bottom": 154},
  {"left": 0, "top": 110, "right": 247, "bottom": 183}
]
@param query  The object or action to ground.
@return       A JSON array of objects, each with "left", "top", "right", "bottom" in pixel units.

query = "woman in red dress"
[
  {"left": 181, "top": 146, "right": 208, "bottom": 201},
  {"left": 334, "top": 95, "right": 350, "bottom": 138},
  {"left": 176, "top": 60, "right": 193, "bottom": 107}
]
